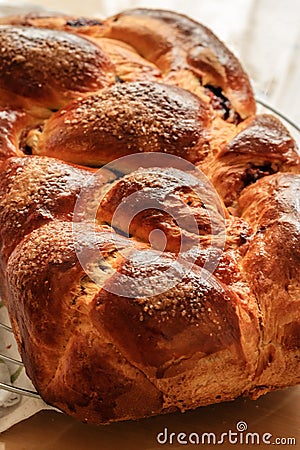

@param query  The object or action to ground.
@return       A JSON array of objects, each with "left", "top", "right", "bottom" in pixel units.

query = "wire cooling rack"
[
  {"left": 0, "top": 99, "right": 299, "bottom": 399},
  {"left": 0, "top": 321, "right": 40, "bottom": 398}
]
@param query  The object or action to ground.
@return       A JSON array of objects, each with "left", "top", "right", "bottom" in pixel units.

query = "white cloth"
[
  {"left": 0, "top": 361, "right": 21, "bottom": 409},
  {"left": 0, "top": 303, "right": 52, "bottom": 433}
]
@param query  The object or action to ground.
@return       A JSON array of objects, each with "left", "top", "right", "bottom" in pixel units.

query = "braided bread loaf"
[{"left": 0, "top": 8, "right": 299, "bottom": 425}]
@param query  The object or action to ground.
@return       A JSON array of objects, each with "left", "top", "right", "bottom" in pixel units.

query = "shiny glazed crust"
[{"left": 0, "top": 8, "right": 299, "bottom": 425}]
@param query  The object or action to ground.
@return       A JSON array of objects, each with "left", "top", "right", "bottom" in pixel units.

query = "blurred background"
[{"left": 0, "top": 0, "right": 299, "bottom": 123}]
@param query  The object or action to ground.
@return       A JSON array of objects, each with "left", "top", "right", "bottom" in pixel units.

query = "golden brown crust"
[
  {"left": 0, "top": 156, "right": 96, "bottom": 269},
  {"left": 0, "top": 7, "right": 299, "bottom": 425},
  {"left": 103, "top": 8, "right": 256, "bottom": 119},
  {"left": 34, "top": 81, "right": 212, "bottom": 165},
  {"left": 201, "top": 114, "right": 300, "bottom": 207},
  {"left": 6, "top": 219, "right": 258, "bottom": 422},
  {"left": 95, "top": 37, "right": 162, "bottom": 83},
  {"left": 0, "top": 11, "right": 109, "bottom": 36},
  {"left": 0, "top": 9, "right": 255, "bottom": 120},
  {"left": 98, "top": 167, "right": 226, "bottom": 252},
  {"left": 238, "top": 174, "right": 300, "bottom": 393},
  {"left": 0, "top": 107, "right": 40, "bottom": 161},
  {"left": 0, "top": 25, "right": 115, "bottom": 111}
]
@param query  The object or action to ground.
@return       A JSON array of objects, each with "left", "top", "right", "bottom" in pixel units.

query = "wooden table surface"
[
  {"left": 1, "top": 386, "right": 300, "bottom": 449},
  {"left": 0, "top": 0, "right": 299, "bottom": 448}
]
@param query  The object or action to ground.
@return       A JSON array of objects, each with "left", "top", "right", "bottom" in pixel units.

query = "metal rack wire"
[
  {"left": 0, "top": 321, "right": 40, "bottom": 398},
  {"left": 256, "top": 98, "right": 300, "bottom": 133}
]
